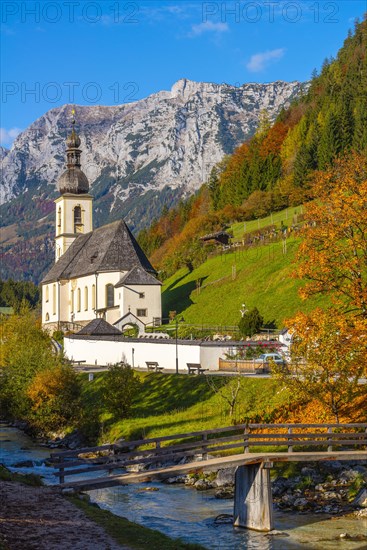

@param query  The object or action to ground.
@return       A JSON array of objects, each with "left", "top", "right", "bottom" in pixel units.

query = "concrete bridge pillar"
[{"left": 234, "top": 461, "right": 274, "bottom": 531}]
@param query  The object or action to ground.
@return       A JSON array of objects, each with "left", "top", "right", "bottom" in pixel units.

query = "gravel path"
[{"left": 0, "top": 481, "right": 129, "bottom": 550}]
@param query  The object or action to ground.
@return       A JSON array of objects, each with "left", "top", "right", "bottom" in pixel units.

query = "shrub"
[
  {"left": 102, "top": 362, "right": 141, "bottom": 418},
  {"left": 0, "top": 307, "right": 64, "bottom": 420},
  {"left": 52, "top": 330, "right": 64, "bottom": 344},
  {"left": 238, "top": 307, "right": 264, "bottom": 338},
  {"left": 27, "top": 364, "right": 81, "bottom": 434}
]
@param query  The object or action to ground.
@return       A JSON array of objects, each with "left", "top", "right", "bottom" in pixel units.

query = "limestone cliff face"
[
  {"left": 1, "top": 79, "right": 305, "bottom": 216},
  {"left": 0, "top": 146, "right": 9, "bottom": 161},
  {"left": 0, "top": 78, "right": 306, "bottom": 282}
]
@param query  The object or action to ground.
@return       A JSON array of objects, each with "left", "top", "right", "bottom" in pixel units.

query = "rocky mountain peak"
[
  {"left": 0, "top": 78, "right": 307, "bottom": 282},
  {"left": 0, "top": 146, "right": 9, "bottom": 161}
]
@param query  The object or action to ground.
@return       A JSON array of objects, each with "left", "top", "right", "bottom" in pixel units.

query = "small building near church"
[{"left": 41, "top": 116, "right": 162, "bottom": 333}]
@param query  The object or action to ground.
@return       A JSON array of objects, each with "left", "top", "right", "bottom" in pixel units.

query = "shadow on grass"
[
  {"left": 264, "top": 319, "right": 277, "bottom": 329},
  {"left": 162, "top": 276, "right": 208, "bottom": 317},
  {"left": 164, "top": 270, "right": 191, "bottom": 292},
  {"left": 132, "top": 374, "right": 214, "bottom": 416},
  {"left": 123, "top": 415, "right": 219, "bottom": 442}
]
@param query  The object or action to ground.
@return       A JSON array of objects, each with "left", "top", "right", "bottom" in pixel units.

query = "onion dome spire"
[
  {"left": 66, "top": 109, "right": 82, "bottom": 153},
  {"left": 58, "top": 108, "right": 89, "bottom": 195}
]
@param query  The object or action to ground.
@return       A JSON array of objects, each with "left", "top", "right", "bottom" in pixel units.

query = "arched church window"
[
  {"left": 52, "top": 284, "right": 56, "bottom": 315},
  {"left": 71, "top": 290, "right": 74, "bottom": 313},
  {"left": 45, "top": 286, "right": 49, "bottom": 303},
  {"left": 77, "top": 288, "right": 81, "bottom": 312},
  {"left": 84, "top": 286, "right": 88, "bottom": 311},
  {"left": 92, "top": 284, "right": 96, "bottom": 310},
  {"left": 74, "top": 206, "right": 82, "bottom": 233},
  {"left": 45, "top": 313, "right": 49, "bottom": 321},
  {"left": 106, "top": 284, "right": 114, "bottom": 308}
]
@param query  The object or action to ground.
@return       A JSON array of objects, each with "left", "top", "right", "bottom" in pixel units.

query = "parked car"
[{"left": 254, "top": 353, "right": 286, "bottom": 366}]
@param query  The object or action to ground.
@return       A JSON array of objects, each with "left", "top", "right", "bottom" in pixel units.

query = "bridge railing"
[{"left": 49, "top": 423, "right": 367, "bottom": 484}]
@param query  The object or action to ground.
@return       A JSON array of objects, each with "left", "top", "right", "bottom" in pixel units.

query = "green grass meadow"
[
  {"left": 162, "top": 236, "right": 327, "bottom": 328},
  {"left": 230, "top": 205, "right": 304, "bottom": 241},
  {"left": 80, "top": 372, "right": 294, "bottom": 445}
]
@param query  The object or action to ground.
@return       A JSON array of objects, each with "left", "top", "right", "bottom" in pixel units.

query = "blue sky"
[{"left": 1, "top": 0, "right": 365, "bottom": 146}]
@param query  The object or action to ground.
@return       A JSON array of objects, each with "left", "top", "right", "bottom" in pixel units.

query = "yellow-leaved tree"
[
  {"left": 0, "top": 306, "right": 62, "bottom": 419},
  {"left": 27, "top": 365, "right": 81, "bottom": 433},
  {"left": 273, "top": 308, "right": 366, "bottom": 422},
  {"left": 0, "top": 305, "right": 80, "bottom": 433},
  {"left": 274, "top": 153, "right": 367, "bottom": 422},
  {"left": 296, "top": 152, "right": 367, "bottom": 317}
]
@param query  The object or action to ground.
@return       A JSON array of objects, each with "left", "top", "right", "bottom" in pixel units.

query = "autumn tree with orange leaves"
[
  {"left": 273, "top": 308, "right": 366, "bottom": 422},
  {"left": 27, "top": 365, "right": 81, "bottom": 433},
  {"left": 295, "top": 152, "right": 367, "bottom": 317},
  {"left": 274, "top": 153, "right": 367, "bottom": 422}
]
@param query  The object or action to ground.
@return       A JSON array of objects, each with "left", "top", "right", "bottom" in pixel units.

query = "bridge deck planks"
[{"left": 56, "top": 450, "right": 367, "bottom": 492}]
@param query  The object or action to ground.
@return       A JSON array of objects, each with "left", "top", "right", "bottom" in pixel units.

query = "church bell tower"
[{"left": 54, "top": 109, "right": 93, "bottom": 261}]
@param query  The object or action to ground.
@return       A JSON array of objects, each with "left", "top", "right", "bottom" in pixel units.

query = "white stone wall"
[
  {"left": 200, "top": 345, "right": 231, "bottom": 370},
  {"left": 42, "top": 281, "right": 59, "bottom": 324},
  {"left": 120, "top": 284, "right": 162, "bottom": 327},
  {"left": 59, "top": 280, "right": 70, "bottom": 320},
  {"left": 54, "top": 194, "right": 93, "bottom": 260},
  {"left": 94, "top": 272, "right": 123, "bottom": 312},
  {"left": 42, "top": 271, "right": 162, "bottom": 330},
  {"left": 64, "top": 337, "right": 234, "bottom": 371},
  {"left": 42, "top": 272, "right": 123, "bottom": 326},
  {"left": 55, "top": 194, "right": 93, "bottom": 237},
  {"left": 70, "top": 274, "right": 96, "bottom": 323}
]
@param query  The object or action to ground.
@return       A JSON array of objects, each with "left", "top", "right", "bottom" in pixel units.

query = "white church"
[{"left": 41, "top": 117, "right": 162, "bottom": 333}]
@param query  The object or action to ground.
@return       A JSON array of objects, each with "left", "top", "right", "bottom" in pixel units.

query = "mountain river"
[{"left": 1, "top": 423, "right": 366, "bottom": 550}]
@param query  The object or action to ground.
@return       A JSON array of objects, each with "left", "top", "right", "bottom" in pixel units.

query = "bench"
[
  {"left": 186, "top": 363, "right": 208, "bottom": 375},
  {"left": 146, "top": 361, "right": 163, "bottom": 373},
  {"left": 73, "top": 360, "right": 86, "bottom": 366}
]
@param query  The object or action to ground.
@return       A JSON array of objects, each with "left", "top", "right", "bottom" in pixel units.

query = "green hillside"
[
  {"left": 230, "top": 205, "right": 303, "bottom": 240},
  {"left": 140, "top": 19, "right": 366, "bottom": 284},
  {"left": 82, "top": 372, "right": 295, "bottom": 443},
  {"left": 162, "top": 231, "right": 327, "bottom": 329}
]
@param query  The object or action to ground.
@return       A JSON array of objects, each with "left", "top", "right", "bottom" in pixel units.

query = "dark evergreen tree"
[
  {"left": 353, "top": 99, "right": 367, "bottom": 151},
  {"left": 239, "top": 307, "right": 264, "bottom": 338},
  {"left": 317, "top": 109, "right": 342, "bottom": 169},
  {"left": 0, "top": 279, "right": 40, "bottom": 312},
  {"left": 339, "top": 91, "right": 354, "bottom": 150},
  {"left": 208, "top": 166, "right": 221, "bottom": 210},
  {"left": 293, "top": 145, "right": 314, "bottom": 186}
]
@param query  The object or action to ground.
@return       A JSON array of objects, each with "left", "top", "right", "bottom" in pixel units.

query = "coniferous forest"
[{"left": 137, "top": 17, "right": 367, "bottom": 277}]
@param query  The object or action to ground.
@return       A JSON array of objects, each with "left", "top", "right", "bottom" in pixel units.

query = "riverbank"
[
  {"left": 0, "top": 477, "right": 126, "bottom": 550},
  {"left": 165, "top": 459, "right": 367, "bottom": 517},
  {"left": 1, "top": 423, "right": 367, "bottom": 550},
  {"left": 0, "top": 468, "right": 204, "bottom": 550}
]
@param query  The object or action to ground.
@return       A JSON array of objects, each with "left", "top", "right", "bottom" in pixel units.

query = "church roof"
[
  {"left": 115, "top": 266, "right": 162, "bottom": 287},
  {"left": 77, "top": 318, "right": 122, "bottom": 336},
  {"left": 42, "top": 220, "right": 157, "bottom": 284}
]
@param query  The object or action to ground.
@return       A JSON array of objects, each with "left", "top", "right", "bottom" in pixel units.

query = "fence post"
[
  {"left": 244, "top": 425, "right": 249, "bottom": 453},
  {"left": 327, "top": 427, "right": 333, "bottom": 452},
  {"left": 202, "top": 433, "right": 208, "bottom": 460},
  {"left": 155, "top": 440, "right": 161, "bottom": 468},
  {"left": 287, "top": 427, "right": 293, "bottom": 453}
]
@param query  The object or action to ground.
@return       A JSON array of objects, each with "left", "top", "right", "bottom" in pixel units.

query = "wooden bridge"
[{"left": 50, "top": 423, "right": 367, "bottom": 531}]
